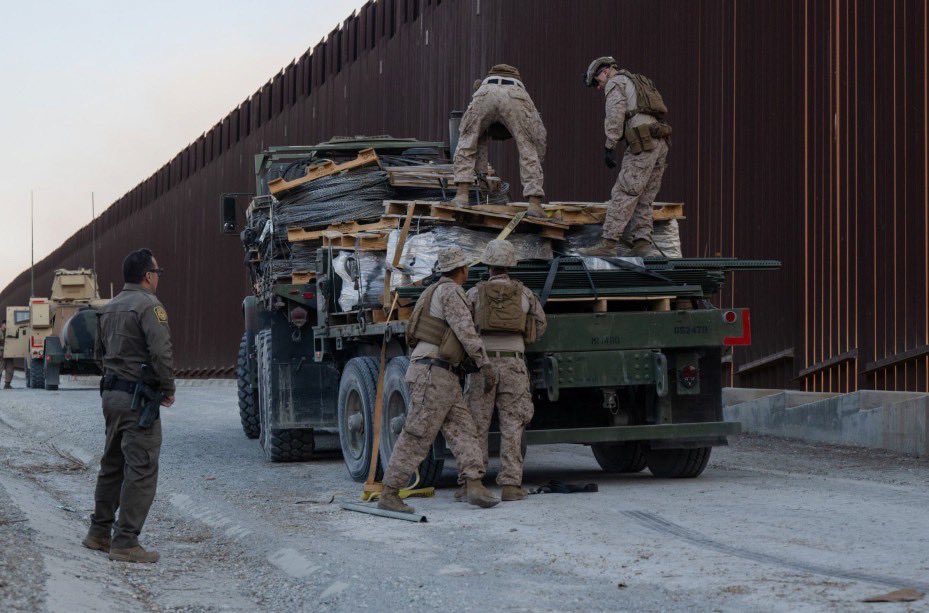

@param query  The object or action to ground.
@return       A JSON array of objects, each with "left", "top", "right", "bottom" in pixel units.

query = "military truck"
[
  {"left": 225, "top": 136, "right": 778, "bottom": 485},
  {"left": 23, "top": 269, "right": 107, "bottom": 390}
]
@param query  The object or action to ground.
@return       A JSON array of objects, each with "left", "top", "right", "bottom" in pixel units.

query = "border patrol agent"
[
  {"left": 379, "top": 247, "right": 500, "bottom": 513},
  {"left": 83, "top": 248, "right": 175, "bottom": 563},
  {"left": 579, "top": 57, "right": 672, "bottom": 257},
  {"left": 456, "top": 240, "right": 547, "bottom": 501},
  {"left": 452, "top": 64, "right": 547, "bottom": 218}
]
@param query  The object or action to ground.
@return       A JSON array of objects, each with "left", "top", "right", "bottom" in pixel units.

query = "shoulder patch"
[{"left": 153, "top": 305, "right": 168, "bottom": 323}]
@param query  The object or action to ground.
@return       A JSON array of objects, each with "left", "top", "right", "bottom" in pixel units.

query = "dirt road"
[{"left": 1, "top": 376, "right": 927, "bottom": 612}]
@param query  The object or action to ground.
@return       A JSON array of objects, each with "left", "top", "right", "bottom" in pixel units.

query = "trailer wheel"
[
  {"left": 646, "top": 446, "right": 712, "bottom": 478},
  {"left": 337, "top": 357, "right": 383, "bottom": 482},
  {"left": 591, "top": 442, "right": 647, "bottom": 473},
  {"left": 256, "top": 329, "right": 314, "bottom": 462},
  {"left": 28, "top": 358, "right": 45, "bottom": 390},
  {"left": 236, "top": 331, "right": 260, "bottom": 439},
  {"left": 378, "top": 357, "right": 444, "bottom": 488}
]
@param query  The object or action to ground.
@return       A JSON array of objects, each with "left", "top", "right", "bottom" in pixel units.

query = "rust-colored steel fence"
[{"left": 2, "top": 0, "right": 926, "bottom": 391}]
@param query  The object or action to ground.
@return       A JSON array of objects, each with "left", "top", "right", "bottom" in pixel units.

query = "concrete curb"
[{"left": 724, "top": 387, "right": 929, "bottom": 457}]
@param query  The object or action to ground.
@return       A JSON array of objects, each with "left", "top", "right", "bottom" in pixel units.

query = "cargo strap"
[
  {"left": 486, "top": 351, "right": 525, "bottom": 359},
  {"left": 600, "top": 256, "right": 680, "bottom": 285},
  {"left": 540, "top": 258, "right": 598, "bottom": 307}
]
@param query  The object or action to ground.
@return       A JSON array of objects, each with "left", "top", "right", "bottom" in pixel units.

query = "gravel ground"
[{"left": 1, "top": 373, "right": 928, "bottom": 612}]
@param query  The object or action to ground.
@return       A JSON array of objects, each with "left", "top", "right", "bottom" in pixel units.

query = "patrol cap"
[
  {"left": 584, "top": 56, "right": 617, "bottom": 87},
  {"left": 487, "top": 63, "right": 522, "bottom": 81},
  {"left": 436, "top": 247, "right": 470, "bottom": 273},
  {"left": 481, "top": 239, "right": 517, "bottom": 268}
]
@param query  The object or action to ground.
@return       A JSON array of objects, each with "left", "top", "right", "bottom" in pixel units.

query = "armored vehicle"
[
  {"left": 24, "top": 269, "right": 107, "bottom": 390},
  {"left": 225, "top": 136, "right": 778, "bottom": 484}
]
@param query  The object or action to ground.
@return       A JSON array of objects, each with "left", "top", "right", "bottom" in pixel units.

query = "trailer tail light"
[
  {"left": 679, "top": 365, "right": 699, "bottom": 388},
  {"left": 723, "top": 309, "right": 752, "bottom": 346},
  {"left": 302, "top": 292, "right": 315, "bottom": 300}
]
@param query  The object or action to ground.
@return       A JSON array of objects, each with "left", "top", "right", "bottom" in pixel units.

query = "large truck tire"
[
  {"left": 236, "top": 331, "right": 260, "bottom": 439},
  {"left": 378, "top": 356, "right": 444, "bottom": 488},
  {"left": 591, "top": 441, "right": 647, "bottom": 473},
  {"left": 646, "top": 446, "right": 711, "bottom": 478},
  {"left": 43, "top": 337, "right": 62, "bottom": 391},
  {"left": 256, "top": 329, "right": 315, "bottom": 462},
  {"left": 337, "top": 356, "right": 383, "bottom": 482},
  {"left": 28, "top": 358, "right": 45, "bottom": 390}
]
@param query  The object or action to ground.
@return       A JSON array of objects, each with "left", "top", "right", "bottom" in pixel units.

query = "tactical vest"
[
  {"left": 474, "top": 280, "right": 528, "bottom": 335},
  {"left": 619, "top": 70, "right": 668, "bottom": 120},
  {"left": 406, "top": 282, "right": 466, "bottom": 365}
]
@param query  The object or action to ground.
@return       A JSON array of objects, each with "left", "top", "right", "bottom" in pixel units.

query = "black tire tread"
[
  {"left": 28, "top": 359, "right": 45, "bottom": 390},
  {"left": 236, "top": 332, "right": 260, "bottom": 439},
  {"left": 646, "top": 447, "right": 711, "bottom": 478},
  {"left": 591, "top": 441, "right": 647, "bottom": 473},
  {"left": 256, "top": 329, "right": 315, "bottom": 462}
]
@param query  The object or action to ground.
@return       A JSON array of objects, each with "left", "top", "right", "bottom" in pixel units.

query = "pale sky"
[{"left": 0, "top": 0, "right": 367, "bottom": 288}]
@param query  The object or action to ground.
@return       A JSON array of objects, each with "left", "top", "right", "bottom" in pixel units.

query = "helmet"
[
  {"left": 481, "top": 239, "right": 517, "bottom": 268},
  {"left": 436, "top": 247, "right": 470, "bottom": 273},
  {"left": 584, "top": 56, "right": 617, "bottom": 87}
]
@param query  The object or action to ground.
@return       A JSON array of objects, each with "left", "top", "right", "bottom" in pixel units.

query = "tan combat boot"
[
  {"left": 466, "top": 479, "right": 500, "bottom": 508},
  {"left": 577, "top": 238, "right": 619, "bottom": 257},
  {"left": 378, "top": 487, "right": 414, "bottom": 514},
  {"left": 501, "top": 485, "right": 528, "bottom": 501},
  {"left": 82, "top": 532, "right": 111, "bottom": 553},
  {"left": 451, "top": 182, "right": 472, "bottom": 207},
  {"left": 454, "top": 483, "right": 467, "bottom": 502},
  {"left": 108, "top": 545, "right": 159, "bottom": 563},
  {"left": 631, "top": 238, "right": 658, "bottom": 257},
  {"left": 526, "top": 196, "right": 545, "bottom": 218}
]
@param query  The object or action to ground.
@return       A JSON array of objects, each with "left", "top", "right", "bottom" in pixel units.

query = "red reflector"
[
  {"left": 723, "top": 310, "right": 737, "bottom": 324},
  {"left": 302, "top": 292, "right": 315, "bottom": 300},
  {"left": 723, "top": 309, "right": 752, "bottom": 346},
  {"left": 679, "top": 365, "right": 699, "bottom": 388}
]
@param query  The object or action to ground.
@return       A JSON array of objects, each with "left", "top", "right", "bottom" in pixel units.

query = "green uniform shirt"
[{"left": 95, "top": 283, "right": 175, "bottom": 395}]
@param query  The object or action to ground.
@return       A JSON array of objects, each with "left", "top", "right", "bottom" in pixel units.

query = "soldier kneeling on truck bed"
[
  {"left": 456, "top": 240, "right": 547, "bottom": 502},
  {"left": 379, "top": 247, "right": 500, "bottom": 513}
]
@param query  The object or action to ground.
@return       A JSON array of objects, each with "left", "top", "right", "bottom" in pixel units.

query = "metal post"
[{"left": 30, "top": 190, "right": 34, "bottom": 298}]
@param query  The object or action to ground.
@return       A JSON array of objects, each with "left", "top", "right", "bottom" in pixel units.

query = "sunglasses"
[{"left": 147, "top": 268, "right": 165, "bottom": 276}]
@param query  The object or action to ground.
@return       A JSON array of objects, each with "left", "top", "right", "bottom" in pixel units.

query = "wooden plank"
[
  {"left": 321, "top": 231, "right": 390, "bottom": 251},
  {"left": 429, "top": 203, "right": 567, "bottom": 239},
  {"left": 291, "top": 271, "right": 316, "bottom": 285},
  {"left": 652, "top": 202, "right": 685, "bottom": 221},
  {"left": 545, "top": 295, "right": 679, "bottom": 303},
  {"left": 287, "top": 218, "right": 397, "bottom": 242},
  {"left": 268, "top": 148, "right": 379, "bottom": 196},
  {"left": 383, "top": 200, "right": 435, "bottom": 217}
]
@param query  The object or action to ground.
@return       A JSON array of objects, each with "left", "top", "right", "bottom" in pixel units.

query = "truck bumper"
[{"left": 523, "top": 421, "right": 741, "bottom": 446}]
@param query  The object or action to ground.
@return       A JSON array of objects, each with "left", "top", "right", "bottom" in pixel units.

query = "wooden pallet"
[
  {"left": 321, "top": 231, "right": 390, "bottom": 251},
  {"left": 429, "top": 203, "right": 568, "bottom": 239},
  {"left": 291, "top": 270, "right": 316, "bottom": 285},
  {"left": 545, "top": 295, "right": 675, "bottom": 313},
  {"left": 652, "top": 202, "right": 685, "bottom": 221},
  {"left": 385, "top": 164, "right": 502, "bottom": 192},
  {"left": 267, "top": 148, "right": 380, "bottom": 196},
  {"left": 287, "top": 218, "right": 398, "bottom": 243}
]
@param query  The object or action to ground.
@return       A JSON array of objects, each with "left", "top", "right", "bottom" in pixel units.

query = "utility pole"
[{"left": 91, "top": 192, "right": 97, "bottom": 277}]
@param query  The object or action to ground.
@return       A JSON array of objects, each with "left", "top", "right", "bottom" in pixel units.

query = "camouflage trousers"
[
  {"left": 460, "top": 357, "right": 534, "bottom": 486},
  {"left": 89, "top": 390, "right": 162, "bottom": 549},
  {"left": 2, "top": 359, "right": 13, "bottom": 385},
  {"left": 382, "top": 363, "right": 485, "bottom": 490},
  {"left": 454, "top": 84, "right": 547, "bottom": 198},
  {"left": 603, "top": 139, "right": 669, "bottom": 243}
]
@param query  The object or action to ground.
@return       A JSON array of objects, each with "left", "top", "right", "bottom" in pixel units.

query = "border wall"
[{"left": 1, "top": 0, "right": 927, "bottom": 391}]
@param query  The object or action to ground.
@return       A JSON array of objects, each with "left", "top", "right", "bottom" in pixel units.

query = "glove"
[
  {"left": 479, "top": 364, "right": 497, "bottom": 393},
  {"left": 604, "top": 147, "right": 618, "bottom": 169}
]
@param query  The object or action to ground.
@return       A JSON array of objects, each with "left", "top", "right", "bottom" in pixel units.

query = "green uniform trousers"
[{"left": 89, "top": 390, "right": 162, "bottom": 549}]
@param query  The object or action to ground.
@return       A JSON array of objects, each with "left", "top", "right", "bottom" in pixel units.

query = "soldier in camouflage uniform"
[
  {"left": 379, "top": 247, "right": 500, "bottom": 513},
  {"left": 83, "top": 248, "right": 175, "bottom": 564},
  {"left": 452, "top": 64, "right": 547, "bottom": 218},
  {"left": 579, "top": 57, "right": 672, "bottom": 257},
  {"left": 456, "top": 240, "right": 547, "bottom": 501}
]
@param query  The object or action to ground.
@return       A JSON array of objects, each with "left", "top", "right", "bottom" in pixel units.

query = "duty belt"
[
  {"left": 103, "top": 376, "right": 136, "bottom": 394},
  {"left": 482, "top": 76, "right": 524, "bottom": 88},
  {"left": 412, "top": 357, "right": 462, "bottom": 376},
  {"left": 486, "top": 351, "right": 525, "bottom": 359}
]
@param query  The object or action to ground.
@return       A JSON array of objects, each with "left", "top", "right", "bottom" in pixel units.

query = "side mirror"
[
  {"left": 220, "top": 196, "right": 237, "bottom": 234},
  {"left": 221, "top": 195, "right": 238, "bottom": 234}
]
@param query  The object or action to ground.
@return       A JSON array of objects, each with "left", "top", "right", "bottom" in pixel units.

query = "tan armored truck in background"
[
  {"left": 3, "top": 306, "right": 32, "bottom": 374},
  {"left": 24, "top": 269, "right": 108, "bottom": 390}
]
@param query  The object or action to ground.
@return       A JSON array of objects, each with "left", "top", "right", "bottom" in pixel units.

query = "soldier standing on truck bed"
[
  {"left": 579, "top": 57, "right": 673, "bottom": 257},
  {"left": 0, "top": 321, "right": 13, "bottom": 389},
  {"left": 83, "top": 248, "right": 175, "bottom": 564},
  {"left": 379, "top": 247, "right": 501, "bottom": 513},
  {"left": 452, "top": 64, "right": 547, "bottom": 218},
  {"left": 455, "top": 240, "right": 547, "bottom": 502}
]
